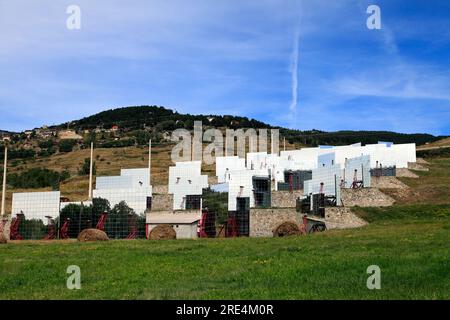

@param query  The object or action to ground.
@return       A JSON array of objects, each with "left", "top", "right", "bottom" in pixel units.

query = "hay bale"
[
  {"left": 0, "top": 233, "right": 7, "bottom": 244},
  {"left": 273, "top": 221, "right": 301, "bottom": 237},
  {"left": 77, "top": 228, "right": 109, "bottom": 242},
  {"left": 149, "top": 224, "right": 176, "bottom": 240}
]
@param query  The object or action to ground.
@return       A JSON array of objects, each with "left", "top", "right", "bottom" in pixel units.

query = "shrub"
[
  {"left": 202, "top": 189, "right": 229, "bottom": 225},
  {"left": 18, "top": 218, "right": 46, "bottom": 240},
  {"left": 38, "top": 146, "right": 56, "bottom": 157},
  {"left": 78, "top": 158, "right": 96, "bottom": 176},
  {"left": 59, "top": 140, "right": 76, "bottom": 153},
  {"left": 7, "top": 168, "right": 70, "bottom": 189},
  {"left": 38, "top": 140, "right": 54, "bottom": 149}
]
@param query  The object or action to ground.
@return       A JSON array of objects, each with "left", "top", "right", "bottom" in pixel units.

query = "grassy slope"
[
  {"left": 382, "top": 158, "right": 450, "bottom": 205},
  {"left": 417, "top": 137, "right": 450, "bottom": 150},
  {"left": 0, "top": 158, "right": 449, "bottom": 299},
  {"left": 0, "top": 211, "right": 448, "bottom": 299}
]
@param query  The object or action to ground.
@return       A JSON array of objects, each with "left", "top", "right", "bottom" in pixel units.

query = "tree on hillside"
[
  {"left": 84, "top": 132, "right": 96, "bottom": 145},
  {"left": 59, "top": 140, "right": 76, "bottom": 153},
  {"left": 78, "top": 157, "right": 96, "bottom": 176},
  {"left": 38, "top": 140, "right": 54, "bottom": 149},
  {"left": 135, "top": 130, "right": 151, "bottom": 145},
  {"left": 7, "top": 168, "right": 70, "bottom": 190}
]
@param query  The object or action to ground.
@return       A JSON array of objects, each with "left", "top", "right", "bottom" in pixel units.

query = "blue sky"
[{"left": 0, "top": 0, "right": 449, "bottom": 135}]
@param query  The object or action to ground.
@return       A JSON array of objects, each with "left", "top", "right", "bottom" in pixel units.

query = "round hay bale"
[
  {"left": 149, "top": 224, "right": 176, "bottom": 240},
  {"left": 77, "top": 228, "right": 109, "bottom": 242},
  {"left": 0, "top": 233, "right": 7, "bottom": 244},
  {"left": 273, "top": 221, "right": 301, "bottom": 237}
]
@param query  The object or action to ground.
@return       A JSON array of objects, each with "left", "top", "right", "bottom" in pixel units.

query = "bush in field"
[
  {"left": 33, "top": 198, "right": 145, "bottom": 239},
  {"left": 106, "top": 201, "right": 137, "bottom": 239},
  {"left": 90, "top": 197, "right": 111, "bottom": 227},
  {"left": 59, "top": 203, "right": 93, "bottom": 238},
  {"left": 18, "top": 218, "right": 46, "bottom": 240},
  {"left": 58, "top": 198, "right": 112, "bottom": 238},
  {"left": 202, "top": 189, "right": 229, "bottom": 225}
]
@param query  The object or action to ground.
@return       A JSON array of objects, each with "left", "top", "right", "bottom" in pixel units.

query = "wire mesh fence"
[{"left": 5, "top": 197, "right": 146, "bottom": 240}]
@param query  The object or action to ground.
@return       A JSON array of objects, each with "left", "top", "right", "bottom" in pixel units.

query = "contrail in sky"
[
  {"left": 289, "top": 28, "right": 300, "bottom": 113},
  {"left": 289, "top": 10, "right": 302, "bottom": 128}
]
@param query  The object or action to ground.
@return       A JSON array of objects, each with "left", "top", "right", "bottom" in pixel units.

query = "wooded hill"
[{"left": 54, "top": 105, "right": 443, "bottom": 146}]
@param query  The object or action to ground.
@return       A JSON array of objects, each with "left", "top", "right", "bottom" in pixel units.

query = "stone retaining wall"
[
  {"left": 271, "top": 190, "right": 303, "bottom": 208},
  {"left": 370, "top": 176, "right": 409, "bottom": 189},
  {"left": 341, "top": 188, "right": 395, "bottom": 207},
  {"left": 152, "top": 194, "right": 173, "bottom": 211},
  {"left": 249, "top": 208, "right": 302, "bottom": 237},
  {"left": 147, "top": 210, "right": 201, "bottom": 215},
  {"left": 325, "top": 207, "right": 368, "bottom": 230},
  {"left": 249, "top": 206, "right": 369, "bottom": 237}
]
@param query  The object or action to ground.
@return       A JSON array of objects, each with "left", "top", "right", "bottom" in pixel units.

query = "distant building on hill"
[{"left": 58, "top": 130, "right": 83, "bottom": 140}]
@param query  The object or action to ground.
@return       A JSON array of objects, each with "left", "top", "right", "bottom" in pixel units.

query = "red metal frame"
[
  {"left": 126, "top": 215, "right": 137, "bottom": 239},
  {"left": 226, "top": 215, "right": 238, "bottom": 237},
  {"left": 300, "top": 215, "right": 308, "bottom": 234},
  {"left": 145, "top": 224, "right": 150, "bottom": 239},
  {"left": 197, "top": 210, "right": 208, "bottom": 238},
  {"left": 351, "top": 169, "right": 363, "bottom": 189},
  {"left": 319, "top": 182, "right": 324, "bottom": 194},
  {"left": 96, "top": 212, "right": 108, "bottom": 231},
  {"left": 198, "top": 209, "right": 216, "bottom": 238},
  {"left": 288, "top": 173, "right": 294, "bottom": 192},
  {"left": 10, "top": 213, "right": 24, "bottom": 240},
  {"left": 43, "top": 216, "right": 56, "bottom": 240},
  {"left": 60, "top": 218, "right": 70, "bottom": 239}
]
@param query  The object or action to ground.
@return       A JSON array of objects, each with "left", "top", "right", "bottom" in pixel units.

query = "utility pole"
[
  {"left": 88, "top": 142, "right": 94, "bottom": 200},
  {"left": 1, "top": 145, "right": 7, "bottom": 217},
  {"left": 148, "top": 139, "right": 152, "bottom": 185},
  {"left": 283, "top": 137, "right": 286, "bottom": 151}
]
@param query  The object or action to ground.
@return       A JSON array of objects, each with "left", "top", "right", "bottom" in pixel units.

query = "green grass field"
[{"left": 0, "top": 158, "right": 449, "bottom": 300}]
